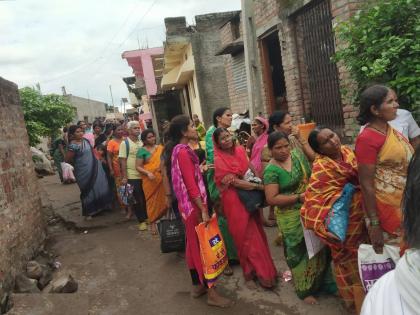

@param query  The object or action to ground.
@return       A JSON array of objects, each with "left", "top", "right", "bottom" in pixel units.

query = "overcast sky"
[{"left": 0, "top": 0, "right": 240, "bottom": 111}]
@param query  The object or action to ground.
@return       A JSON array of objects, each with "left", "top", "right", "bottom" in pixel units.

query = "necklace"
[
  {"left": 273, "top": 155, "right": 292, "bottom": 172},
  {"left": 368, "top": 124, "right": 387, "bottom": 135}
]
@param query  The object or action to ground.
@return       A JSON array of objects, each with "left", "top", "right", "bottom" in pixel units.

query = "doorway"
[{"left": 260, "top": 31, "right": 287, "bottom": 114}]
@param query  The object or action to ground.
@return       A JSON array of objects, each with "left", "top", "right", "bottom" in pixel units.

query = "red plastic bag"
[{"left": 195, "top": 215, "right": 228, "bottom": 287}]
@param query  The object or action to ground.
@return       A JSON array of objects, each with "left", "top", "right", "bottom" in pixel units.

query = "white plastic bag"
[
  {"left": 358, "top": 244, "right": 400, "bottom": 292},
  {"left": 61, "top": 162, "right": 75, "bottom": 182}
]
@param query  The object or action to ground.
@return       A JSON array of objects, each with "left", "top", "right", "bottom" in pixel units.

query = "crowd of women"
[{"left": 58, "top": 84, "right": 419, "bottom": 312}]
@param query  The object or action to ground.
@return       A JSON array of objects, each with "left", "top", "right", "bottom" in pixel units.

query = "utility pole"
[{"left": 109, "top": 85, "right": 115, "bottom": 109}]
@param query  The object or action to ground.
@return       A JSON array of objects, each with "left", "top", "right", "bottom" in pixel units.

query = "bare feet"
[
  {"left": 207, "top": 287, "right": 234, "bottom": 308},
  {"left": 303, "top": 295, "right": 318, "bottom": 305},
  {"left": 125, "top": 208, "right": 133, "bottom": 219},
  {"left": 223, "top": 264, "right": 234, "bottom": 276},
  {"left": 191, "top": 285, "right": 207, "bottom": 298},
  {"left": 245, "top": 280, "right": 258, "bottom": 290},
  {"left": 263, "top": 219, "right": 276, "bottom": 227},
  {"left": 151, "top": 223, "right": 158, "bottom": 236}
]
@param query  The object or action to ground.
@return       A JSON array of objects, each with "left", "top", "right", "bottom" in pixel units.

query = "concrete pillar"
[{"left": 242, "top": 0, "right": 264, "bottom": 119}]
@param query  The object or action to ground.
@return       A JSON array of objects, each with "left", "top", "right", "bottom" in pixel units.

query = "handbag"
[
  {"left": 118, "top": 184, "right": 134, "bottom": 206},
  {"left": 236, "top": 189, "right": 265, "bottom": 214},
  {"left": 324, "top": 182, "right": 355, "bottom": 242},
  {"left": 157, "top": 210, "right": 185, "bottom": 253},
  {"left": 236, "top": 169, "right": 265, "bottom": 214}
]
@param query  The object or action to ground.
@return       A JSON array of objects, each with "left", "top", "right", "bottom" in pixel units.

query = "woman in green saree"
[{"left": 264, "top": 131, "right": 336, "bottom": 304}]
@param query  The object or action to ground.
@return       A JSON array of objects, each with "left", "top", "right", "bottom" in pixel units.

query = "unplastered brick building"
[
  {"left": 222, "top": 0, "right": 364, "bottom": 142},
  {"left": 0, "top": 77, "right": 46, "bottom": 308}
]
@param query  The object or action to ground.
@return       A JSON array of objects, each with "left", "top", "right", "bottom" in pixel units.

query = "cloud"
[{"left": 1, "top": 0, "right": 241, "bottom": 106}]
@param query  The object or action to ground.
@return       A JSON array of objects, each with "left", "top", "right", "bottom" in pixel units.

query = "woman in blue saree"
[{"left": 65, "top": 125, "right": 113, "bottom": 217}]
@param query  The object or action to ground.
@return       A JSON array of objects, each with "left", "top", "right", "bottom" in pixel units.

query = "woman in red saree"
[
  {"left": 301, "top": 127, "right": 369, "bottom": 310},
  {"left": 213, "top": 127, "right": 277, "bottom": 289}
]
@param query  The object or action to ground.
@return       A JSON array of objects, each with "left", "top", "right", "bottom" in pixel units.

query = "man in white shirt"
[{"left": 390, "top": 109, "right": 420, "bottom": 149}]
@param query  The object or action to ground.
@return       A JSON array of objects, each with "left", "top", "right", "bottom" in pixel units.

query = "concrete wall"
[
  {"left": 192, "top": 12, "right": 238, "bottom": 127},
  {"left": 64, "top": 94, "right": 107, "bottom": 124},
  {"left": 0, "top": 77, "right": 45, "bottom": 305}
]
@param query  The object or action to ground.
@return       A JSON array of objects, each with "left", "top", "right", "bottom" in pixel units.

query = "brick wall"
[
  {"left": 331, "top": 0, "right": 364, "bottom": 141},
  {"left": 223, "top": 54, "right": 249, "bottom": 114},
  {"left": 254, "top": 0, "right": 280, "bottom": 29},
  {"left": 0, "top": 78, "right": 45, "bottom": 303}
]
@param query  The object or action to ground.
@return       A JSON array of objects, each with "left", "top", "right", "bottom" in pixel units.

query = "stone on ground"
[
  {"left": 49, "top": 275, "right": 78, "bottom": 293},
  {"left": 14, "top": 275, "right": 40, "bottom": 294}
]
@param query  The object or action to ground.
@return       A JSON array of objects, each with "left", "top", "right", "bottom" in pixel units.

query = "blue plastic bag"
[{"left": 324, "top": 183, "right": 355, "bottom": 242}]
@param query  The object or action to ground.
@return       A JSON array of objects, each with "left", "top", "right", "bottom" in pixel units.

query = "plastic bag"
[
  {"left": 195, "top": 215, "right": 228, "bottom": 287},
  {"left": 61, "top": 162, "right": 75, "bottom": 182},
  {"left": 324, "top": 183, "right": 355, "bottom": 242},
  {"left": 118, "top": 184, "right": 134, "bottom": 206},
  {"left": 358, "top": 244, "right": 400, "bottom": 292}
]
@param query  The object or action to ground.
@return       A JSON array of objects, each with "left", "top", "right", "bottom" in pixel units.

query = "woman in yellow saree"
[
  {"left": 355, "top": 85, "right": 413, "bottom": 252},
  {"left": 136, "top": 129, "right": 168, "bottom": 234}
]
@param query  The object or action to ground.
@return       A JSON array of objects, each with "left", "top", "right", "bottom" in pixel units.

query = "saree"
[
  {"left": 107, "top": 138, "right": 124, "bottom": 208},
  {"left": 264, "top": 149, "right": 336, "bottom": 299},
  {"left": 215, "top": 144, "right": 277, "bottom": 287},
  {"left": 171, "top": 144, "right": 207, "bottom": 284},
  {"left": 250, "top": 117, "right": 268, "bottom": 177},
  {"left": 374, "top": 127, "right": 413, "bottom": 240},
  {"left": 301, "top": 146, "right": 368, "bottom": 308},
  {"left": 139, "top": 145, "right": 167, "bottom": 223},
  {"left": 205, "top": 126, "right": 238, "bottom": 261},
  {"left": 68, "top": 138, "right": 113, "bottom": 216}
]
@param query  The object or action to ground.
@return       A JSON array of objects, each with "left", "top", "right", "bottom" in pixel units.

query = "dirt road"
[{"left": 10, "top": 175, "right": 348, "bottom": 315}]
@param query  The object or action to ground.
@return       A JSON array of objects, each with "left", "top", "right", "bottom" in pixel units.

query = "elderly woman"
[
  {"left": 301, "top": 127, "right": 368, "bottom": 309},
  {"left": 355, "top": 84, "right": 413, "bottom": 253},
  {"left": 214, "top": 127, "right": 277, "bottom": 289},
  {"left": 65, "top": 125, "right": 113, "bottom": 218},
  {"left": 264, "top": 131, "right": 336, "bottom": 304}
]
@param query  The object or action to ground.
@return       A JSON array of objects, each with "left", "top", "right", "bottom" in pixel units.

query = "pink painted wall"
[{"left": 122, "top": 47, "right": 164, "bottom": 96}]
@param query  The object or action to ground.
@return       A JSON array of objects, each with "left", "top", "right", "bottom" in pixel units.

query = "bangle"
[{"left": 370, "top": 218, "right": 380, "bottom": 227}]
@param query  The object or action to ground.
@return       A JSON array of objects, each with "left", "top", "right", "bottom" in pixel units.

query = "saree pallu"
[
  {"left": 205, "top": 126, "right": 238, "bottom": 261},
  {"left": 374, "top": 127, "right": 413, "bottom": 240},
  {"left": 264, "top": 150, "right": 336, "bottom": 298},
  {"left": 215, "top": 145, "right": 277, "bottom": 287},
  {"left": 68, "top": 139, "right": 113, "bottom": 216},
  {"left": 142, "top": 145, "right": 167, "bottom": 223},
  {"left": 301, "top": 146, "right": 368, "bottom": 308}
]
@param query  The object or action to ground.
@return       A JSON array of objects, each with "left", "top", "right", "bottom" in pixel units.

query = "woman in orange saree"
[
  {"left": 301, "top": 127, "right": 368, "bottom": 310},
  {"left": 136, "top": 129, "right": 167, "bottom": 234}
]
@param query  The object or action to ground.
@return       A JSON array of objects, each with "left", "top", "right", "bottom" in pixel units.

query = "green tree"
[
  {"left": 334, "top": 0, "right": 420, "bottom": 120},
  {"left": 19, "top": 87, "right": 76, "bottom": 146}
]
